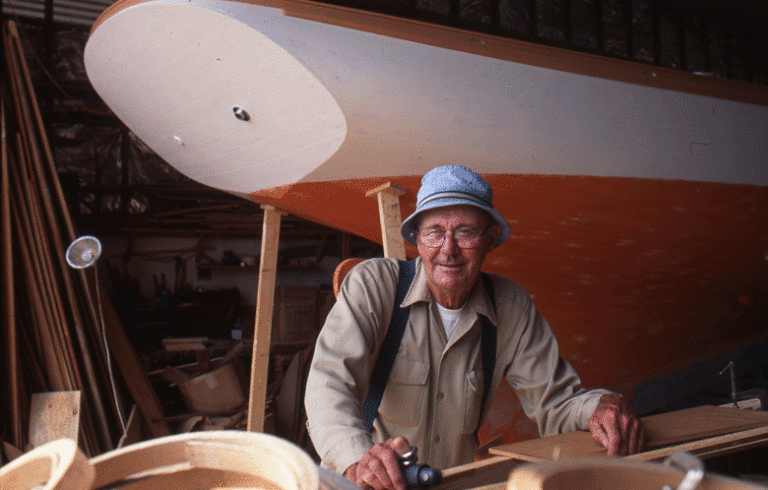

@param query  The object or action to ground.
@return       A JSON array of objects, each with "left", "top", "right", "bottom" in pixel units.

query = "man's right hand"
[{"left": 344, "top": 437, "right": 411, "bottom": 490}]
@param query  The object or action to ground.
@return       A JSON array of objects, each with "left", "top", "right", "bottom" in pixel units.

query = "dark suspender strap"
[
  {"left": 362, "top": 259, "right": 415, "bottom": 431},
  {"left": 362, "top": 262, "right": 497, "bottom": 434},
  {"left": 477, "top": 273, "right": 497, "bottom": 435}
]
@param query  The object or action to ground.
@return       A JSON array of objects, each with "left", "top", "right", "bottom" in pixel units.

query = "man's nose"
[{"left": 441, "top": 232, "right": 460, "bottom": 253}]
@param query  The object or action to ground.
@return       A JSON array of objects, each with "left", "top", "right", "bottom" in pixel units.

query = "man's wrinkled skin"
[
  {"left": 588, "top": 393, "right": 645, "bottom": 456},
  {"left": 344, "top": 437, "right": 411, "bottom": 490}
]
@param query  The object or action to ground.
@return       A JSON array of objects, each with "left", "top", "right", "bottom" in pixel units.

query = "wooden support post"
[
  {"left": 366, "top": 182, "right": 408, "bottom": 260},
  {"left": 247, "top": 204, "right": 285, "bottom": 432}
]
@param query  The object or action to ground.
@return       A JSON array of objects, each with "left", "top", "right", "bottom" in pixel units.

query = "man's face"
[{"left": 416, "top": 205, "right": 499, "bottom": 306}]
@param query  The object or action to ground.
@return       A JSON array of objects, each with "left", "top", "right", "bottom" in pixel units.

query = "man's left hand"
[{"left": 588, "top": 394, "right": 644, "bottom": 456}]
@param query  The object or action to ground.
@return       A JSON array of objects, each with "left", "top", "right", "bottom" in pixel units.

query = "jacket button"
[
  {"left": 437, "top": 391, "right": 445, "bottom": 400},
  {"left": 434, "top": 435, "right": 441, "bottom": 443}
]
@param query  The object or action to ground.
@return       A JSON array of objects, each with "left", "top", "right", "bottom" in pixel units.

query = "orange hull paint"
[{"left": 251, "top": 174, "right": 768, "bottom": 395}]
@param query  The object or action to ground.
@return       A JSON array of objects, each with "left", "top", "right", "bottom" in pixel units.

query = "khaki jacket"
[{"left": 305, "top": 257, "right": 608, "bottom": 473}]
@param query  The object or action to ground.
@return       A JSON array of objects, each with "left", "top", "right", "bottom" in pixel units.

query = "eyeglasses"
[{"left": 414, "top": 224, "right": 494, "bottom": 249}]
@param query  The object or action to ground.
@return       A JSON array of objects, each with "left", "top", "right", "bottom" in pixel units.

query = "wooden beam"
[
  {"left": 366, "top": 182, "right": 407, "bottom": 260},
  {"left": 6, "top": 21, "right": 111, "bottom": 452},
  {"left": 2, "top": 81, "right": 24, "bottom": 450},
  {"left": 247, "top": 204, "right": 286, "bottom": 432}
]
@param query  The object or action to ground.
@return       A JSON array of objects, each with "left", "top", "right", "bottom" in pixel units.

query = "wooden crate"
[{"left": 273, "top": 286, "right": 318, "bottom": 342}]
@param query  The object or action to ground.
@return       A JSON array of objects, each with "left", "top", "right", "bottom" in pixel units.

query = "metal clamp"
[{"left": 662, "top": 452, "right": 704, "bottom": 490}]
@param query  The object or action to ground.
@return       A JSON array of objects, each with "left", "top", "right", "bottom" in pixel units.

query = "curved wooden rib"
[
  {"left": 0, "top": 439, "right": 94, "bottom": 490},
  {"left": 89, "top": 430, "right": 318, "bottom": 490},
  {"left": 506, "top": 457, "right": 766, "bottom": 490}
]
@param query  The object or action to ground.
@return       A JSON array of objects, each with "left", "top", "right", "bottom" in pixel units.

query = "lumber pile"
[{"left": 1, "top": 19, "right": 169, "bottom": 456}]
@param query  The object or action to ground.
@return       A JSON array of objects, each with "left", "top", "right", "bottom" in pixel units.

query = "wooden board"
[
  {"left": 247, "top": 205, "right": 284, "bottom": 432},
  {"left": 435, "top": 456, "right": 522, "bottom": 490},
  {"left": 490, "top": 405, "right": 768, "bottom": 462},
  {"left": 28, "top": 391, "right": 82, "bottom": 448},
  {"left": 506, "top": 456, "right": 768, "bottom": 490}
]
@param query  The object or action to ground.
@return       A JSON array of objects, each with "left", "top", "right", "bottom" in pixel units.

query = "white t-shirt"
[{"left": 436, "top": 303, "right": 463, "bottom": 339}]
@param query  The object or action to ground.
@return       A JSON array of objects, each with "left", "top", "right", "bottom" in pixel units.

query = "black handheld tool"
[{"left": 398, "top": 447, "right": 442, "bottom": 488}]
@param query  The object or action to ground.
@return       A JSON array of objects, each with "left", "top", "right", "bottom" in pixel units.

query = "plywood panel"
[{"left": 29, "top": 391, "right": 82, "bottom": 448}]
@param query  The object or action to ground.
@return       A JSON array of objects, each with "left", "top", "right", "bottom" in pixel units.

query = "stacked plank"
[{"left": 1, "top": 20, "right": 169, "bottom": 456}]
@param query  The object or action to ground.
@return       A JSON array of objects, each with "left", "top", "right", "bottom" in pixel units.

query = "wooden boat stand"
[
  {"left": 247, "top": 204, "right": 287, "bottom": 432},
  {"left": 365, "top": 182, "right": 408, "bottom": 261},
  {"left": 249, "top": 183, "right": 408, "bottom": 429}
]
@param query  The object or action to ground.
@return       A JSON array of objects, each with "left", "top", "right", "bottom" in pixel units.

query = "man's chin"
[{"left": 434, "top": 272, "right": 467, "bottom": 289}]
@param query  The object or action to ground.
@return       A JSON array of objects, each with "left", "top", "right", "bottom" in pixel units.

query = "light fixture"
[{"left": 65, "top": 235, "right": 102, "bottom": 269}]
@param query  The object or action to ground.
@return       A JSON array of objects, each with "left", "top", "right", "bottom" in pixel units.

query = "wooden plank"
[
  {"left": 13, "top": 132, "right": 105, "bottom": 454},
  {"left": 506, "top": 457, "right": 768, "bottom": 490},
  {"left": 490, "top": 405, "right": 768, "bottom": 462},
  {"left": 434, "top": 456, "right": 520, "bottom": 490},
  {"left": 625, "top": 423, "right": 768, "bottom": 462},
  {"left": 1, "top": 76, "right": 24, "bottom": 450},
  {"left": 162, "top": 337, "right": 209, "bottom": 351},
  {"left": 28, "top": 391, "right": 82, "bottom": 448},
  {"left": 247, "top": 204, "right": 285, "bottom": 432},
  {"left": 642, "top": 405, "right": 768, "bottom": 447},
  {"left": 366, "top": 182, "right": 407, "bottom": 260},
  {"left": 9, "top": 148, "right": 70, "bottom": 393},
  {"left": 7, "top": 21, "right": 110, "bottom": 453}
]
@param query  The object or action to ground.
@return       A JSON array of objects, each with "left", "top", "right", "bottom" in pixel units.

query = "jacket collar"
[{"left": 403, "top": 257, "right": 497, "bottom": 326}]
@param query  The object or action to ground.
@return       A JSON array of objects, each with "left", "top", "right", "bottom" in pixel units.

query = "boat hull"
[
  {"left": 250, "top": 174, "right": 768, "bottom": 392},
  {"left": 84, "top": 0, "right": 768, "bottom": 444}
]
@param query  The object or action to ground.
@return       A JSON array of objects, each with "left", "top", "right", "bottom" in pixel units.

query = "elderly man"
[{"left": 305, "top": 165, "right": 643, "bottom": 490}]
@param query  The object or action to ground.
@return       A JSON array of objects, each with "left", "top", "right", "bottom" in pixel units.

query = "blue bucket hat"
[{"left": 400, "top": 165, "right": 510, "bottom": 248}]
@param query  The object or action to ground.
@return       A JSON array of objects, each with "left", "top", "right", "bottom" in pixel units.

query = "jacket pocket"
[
  {"left": 378, "top": 356, "right": 429, "bottom": 427},
  {"left": 462, "top": 369, "right": 484, "bottom": 435}
]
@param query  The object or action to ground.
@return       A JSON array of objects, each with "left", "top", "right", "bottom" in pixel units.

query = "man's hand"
[
  {"left": 344, "top": 437, "right": 411, "bottom": 490},
  {"left": 588, "top": 394, "right": 644, "bottom": 456}
]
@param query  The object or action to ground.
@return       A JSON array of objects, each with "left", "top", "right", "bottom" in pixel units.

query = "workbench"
[{"left": 431, "top": 406, "right": 768, "bottom": 490}]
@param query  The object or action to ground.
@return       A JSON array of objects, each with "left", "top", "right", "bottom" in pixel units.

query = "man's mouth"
[{"left": 436, "top": 263, "right": 464, "bottom": 270}]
